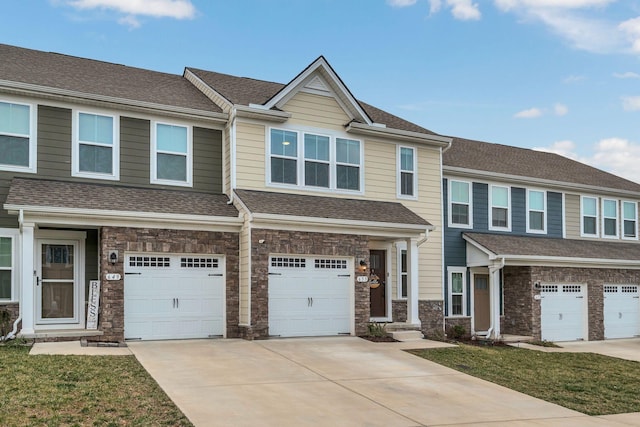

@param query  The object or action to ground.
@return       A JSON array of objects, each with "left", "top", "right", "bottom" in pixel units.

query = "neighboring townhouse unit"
[
  {"left": 0, "top": 44, "right": 451, "bottom": 342},
  {"left": 443, "top": 138, "right": 640, "bottom": 342}
]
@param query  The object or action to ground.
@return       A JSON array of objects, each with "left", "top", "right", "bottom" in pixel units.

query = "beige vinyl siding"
[
  {"left": 235, "top": 122, "right": 266, "bottom": 189},
  {"left": 284, "top": 92, "right": 351, "bottom": 131},
  {"left": 239, "top": 216, "right": 251, "bottom": 324},
  {"left": 565, "top": 193, "right": 581, "bottom": 239}
]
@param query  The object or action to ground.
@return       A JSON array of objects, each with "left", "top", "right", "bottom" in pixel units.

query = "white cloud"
[
  {"left": 514, "top": 107, "right": 543, "bottom": 118},
  {"left": 64, "top": 0, "right": 196, "bottom": 26},
  {"left": 554, "top": 103, "right": 569, "bottom": 116},
  {"left": 448, "top": 0, "right": 481, "bottom": 20},
  {"left": 563, "top": 74, "right": 587, "bottom": 83},
  {"left": 495, "top": 0, "right": 615, "bottom": 11},
  {"left": 614, "top": 71, "right": 640, "bottom": 79},
  {"left": 622, "top": 96, "right": 640, "bottom": 111},
  {"left": 619, "top": 17, "right": 640, "bottom": 53},
  {"left": 387, "top": 0, "right": 418, "bottom": 7},
  {"left": 428, "top": 0, "right": 442, "bottom": 14}
]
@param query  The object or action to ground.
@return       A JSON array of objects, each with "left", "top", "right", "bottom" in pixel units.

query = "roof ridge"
[{"left": 186, "top": 67, "right": 285, "bottom": 87}]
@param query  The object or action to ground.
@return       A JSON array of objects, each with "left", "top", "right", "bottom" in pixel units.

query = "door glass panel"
[
  {"left": 42, "top": 282, "right": 74, "bottom": 318},
  {"left": 41, "top": 244, "right": 75, "bottom": 319}
]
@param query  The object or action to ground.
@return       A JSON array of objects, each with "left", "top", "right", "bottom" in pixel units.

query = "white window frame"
[
  {"left": 303, "top": 131, "right": 331, "bottom": 188},
  {"left": 0, "top": 229, "right": 19, "bottom": 302},
  {"left": 448, "top": 179, "right": 473, "bottom": 229},
  {"left": 580, "top": 195, "right": 599, "bottom": 237},
  {"left": 0, "top": 98, "right": 37, "bottom": 173},
  {"left": 397, "top": 145, "right": 417, "bottom": 200},
  {"left": 72, "top": 110, "right": 120, "bottom": 180},
  {"left": 150, "top": 121, "right": 193, "bottom": 187},
  {"left": 526, "top": 189, "right": 547, "bottom": 234},
  {"left": 489, "top": 185, "right": 511, "bottom": 231},
  {"left": 396, "top": 242, "right": 408, "bottom": 300},
  {"left": 448, "top": 266, "right": 467, "bottom": 317},
  {"left": 266, "top": 126, "right": 364, "bottom": 195},
  {"left": 622, "top": 200, "right": 638, "bottom": 240},
  {"left": 602, "top": 198, "right": 619, "bottom": 239}
]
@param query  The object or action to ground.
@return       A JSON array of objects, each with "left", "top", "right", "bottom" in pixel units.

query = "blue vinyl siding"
[
  {"left": 473, "top": 183, "right": 488, "bottom": 231},
  {"left": 512, "top": 187, "right": 526, "bottom": 234},
  {"left": 547, "top": 191, "right": 563, "bottom": 237}
]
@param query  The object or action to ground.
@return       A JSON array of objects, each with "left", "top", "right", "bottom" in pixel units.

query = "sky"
[{"left": 1, "top": 0, "right": 640, "bottom": 182}]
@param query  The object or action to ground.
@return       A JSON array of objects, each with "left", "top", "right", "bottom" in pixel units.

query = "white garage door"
[
  {"left": 540, "top": 284, "right": 586, "bottom": 342},
  {"left": 604, "top": 285, "right": 640, "bottom": 339},
  {"left": 268, "top": 256, "right": 352, "bottom": 337},
  {"left": 124, "top": 254, "right": 224, "bottom": 340}
]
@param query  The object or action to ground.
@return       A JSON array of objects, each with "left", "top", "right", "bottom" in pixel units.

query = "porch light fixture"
[
  {"left": 109, "top": 250, "right": 118, "bottom": 265},
  {"left": 359, "top": 260, "right": 367, "bottom": 272}
]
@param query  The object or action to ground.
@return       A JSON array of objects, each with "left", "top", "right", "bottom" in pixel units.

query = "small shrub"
[
  {"left": 447, "top": 324, "right": 467, "bottom": 340},
  {"left": 367, "top": 322, "right": 387, "bottom": 337}
]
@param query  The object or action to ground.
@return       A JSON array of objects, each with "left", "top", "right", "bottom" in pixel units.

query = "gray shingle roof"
[
  {"left": 5, "top": 178, "right": 238, "bottom": 217},
  {"left": 444, "top": 137, "right": 640, "bottom": 193},
  {"left": 187, "top": 68, "right": 435, "bottom": 135},
  {"left": 0, "top": 44, "right": 222, "bottom": 113},
  {"left": 464, "top": 232, "right": 640, "bottom": 261},
  {"left": 234, "top": 189, "right": 431, "bottom": 226}
]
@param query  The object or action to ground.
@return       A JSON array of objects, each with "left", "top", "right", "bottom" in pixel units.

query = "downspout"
[
  {"left": 2, "top": 210, "right": 24, "bottom": 341},
  {"left": 417, "top": 227, "right": 433, "bottom": 246},
  {"left": 226, "top": 107, "right": 237, "bottom": 205}
]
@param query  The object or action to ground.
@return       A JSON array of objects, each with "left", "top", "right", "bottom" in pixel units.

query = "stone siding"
[
  {"left": 419, "top": 300, "right": 444, "bottom": 340},
  {"left": 97, "top": 227, "right": 240, "bottom": 343},
  {"left": 392, "top": 300, "right": 407, "bottom": 323},
  {"left": 0, "top": 303, "right": 20, "bottom": 337},
  {"left": 503, "top": 266, "right": 534, "bottom": 336},
  {"left": 444, "top": 316, "right": 471, "bottom": 338}
]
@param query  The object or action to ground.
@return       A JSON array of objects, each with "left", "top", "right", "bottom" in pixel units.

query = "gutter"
[{"left": 346, "top": 122, "right": 452, "bottom": 148}]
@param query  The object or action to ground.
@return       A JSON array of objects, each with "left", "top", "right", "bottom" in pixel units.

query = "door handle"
[
  {"left": 36, "top": 277, "right": 41, "bottom": 287},
  {"left": 310, "top": 297, "right": 313, "bottom": 307},
  {"left": 176, "top": 298, "right": 179, "bottom": 308},
  {"left": 620, "top": 312, "right": 623, "bottom": 319},
  {"left": 307, "top": 297, "right": 311, "bottom": 307}
]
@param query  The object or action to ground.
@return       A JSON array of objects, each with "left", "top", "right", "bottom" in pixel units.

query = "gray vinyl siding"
[
  {"left": 473, "top": 183, "right": 488, "bottom": 231},
  {"left": 547, "top": 191, "right": 563, "bottom": 237},
  {"left": 119, "top": 117, "right": 151, "bottom": 187},
  {"left": 193, "top": 126, "right": 223, "bottom": 193},
  {"left": 511, "top": 187, "right": 526, "bottom": 233}
]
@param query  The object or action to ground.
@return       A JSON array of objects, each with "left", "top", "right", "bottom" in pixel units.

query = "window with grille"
[
  {"left": 314, "top": 259, "right": 347, "bottom": 269},
  {"left": 128, "top": 256, "right": 170, "bottom": 267},
  {"left": 270, "top": 257, "right": 306, "bottom": 268},
  {"left": 181, "top": 257, "right": 218, "bottom": 268}
]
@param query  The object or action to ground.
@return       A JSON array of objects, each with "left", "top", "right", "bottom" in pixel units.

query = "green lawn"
[
  {"left": 0, "top": 344, "right": 193, "bottom": 427},
  {"left": 408, "top": 344, "right": 640, "bottom": 416}
]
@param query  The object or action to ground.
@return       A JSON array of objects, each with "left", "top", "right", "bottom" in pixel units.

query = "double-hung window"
[
  {"left": 622, "top": 201, "right": 638, "bottom": 239},
  {"left": 581, "top": 196, "right": 598, "bottom": 237},
  {"left": 0, "top": 100, "right": 36, "bottom": 173},
  {"left": 448, "top": 267, "right": 466, "bottom": 316},
  {"left": 398, "top": 248, "right": 408, "bottom": 299},
  {"left": 269, "top": 128, "right": 362, "bottom": 192},
  {"left": 398, "top": 146, "right": 416, "bottom": 198},
  {"left": 0, "top": 232, "right": 17, "bottom": 301},
  {"left": 602, "top": 199, "right": 619, "bottom": 238},
  {"left": 527, "top": 190, "right": 546, "bottom": 233},
  {"left": 449, "top": 180, "right": 472, "bottom": 228},
  {"left": 73, "top": 111, "right": 119, "bottom": 180},
  {"left": 490, "top": 185, "right": 510, "bottom": 230},
  {"left": 152, "top": 122, "right": 192, "bottom": 186}
]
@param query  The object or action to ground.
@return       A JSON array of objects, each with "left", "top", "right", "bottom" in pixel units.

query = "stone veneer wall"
[
  {"left": 392, "top": 300, "right": 407, "bottom": 323},
  {"left": 244, "top": 229, "right": 369, "bottom": 339},
  {"left": 419, "top": 300, "right": 444, "bottom": 339},
  {"left": 503, "top": 266, "right": 534, "bottom": 336},
  {"left": 96, "top": 227, "right": 240, "bottom": 343},
  {"left": 504, "top": 266, "right": 640, "bottom": 341},
  {"left": 444, "top": 317, "right": 471, "bottom": 337},
  {"left": 0, "top": 303, "right": 20, "bottom": 336}
]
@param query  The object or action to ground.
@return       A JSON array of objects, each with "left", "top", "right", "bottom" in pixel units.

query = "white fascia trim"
[
  {"left": 444, "top": 166, "right": 640, "bottom": 199},
  {"left": 0, "top": 80, "right": 229, "bottom": 124},
  {"left": 346, "top": 122, "right": 451, "bottom": 148},
  {"left": 234, "top": 105, "right": 291, "bottom": 122},
  {"left": 250, "top": 213, "right": 433, "bottom": 238},
  {"left": 5, "top": 205, "right": 243, "bottom": 231},
  {"left": 183, "top": 69, "right": 233, "bottom": 112}
]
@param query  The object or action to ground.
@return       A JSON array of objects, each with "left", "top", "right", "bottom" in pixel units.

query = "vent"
[
  {"left": 315, "top": 259, "right": 347, "bottom": 269},
  {"left": 270, "top": 257, "right": 306, "bottom": 268},
  {"left": 305, "top": 75, "right": 329, "bottom": 92},
  {"left": 128, "top": 256, "right": 170, "bottom": 268}
]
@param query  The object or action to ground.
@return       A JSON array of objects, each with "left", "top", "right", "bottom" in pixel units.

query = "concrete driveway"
[{"left": 128, "top": 337, "right": 639, "bottom": 427}]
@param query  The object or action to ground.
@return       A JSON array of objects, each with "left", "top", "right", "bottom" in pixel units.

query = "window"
[
  {"left": 0, "top": 233, "right": 16, "bottom": 301},
  {"left": 527, "top": 190, "right": 546, "bottom": 233},
  {"left": 448, "top": 180, "right": 472, "bottom": 228},
  {"left": 489, "top": 185, "right": 510, "bottom": 230},
  {"left": 152, "top": 122, "right": 192, "bottom": 186},
  {"left": 0, "top": 100, "right": 36, "bottom": 173},
  {"left": 448, "top": 267, "right": 466, "bottom": 316},
  {"left": 400, "top": 249, "right": 408, "bottom": 299},
  {"left": 581, "top": 196, "right": 598, "bottom": 237},
  {"left": 268, "top": 128, "right": 362, "bottom": 192},
  {"left": 602, "top": 199, "right": 618, "bottom": 238},
  {"left": 398, "top": 146, "right": 416, "bottom": 198},
  {"left": 622, "top": 201, "right": 638, "bottom": 239},
  {"left": 73, "top": 111, "right": 119, "bottom": 179}
]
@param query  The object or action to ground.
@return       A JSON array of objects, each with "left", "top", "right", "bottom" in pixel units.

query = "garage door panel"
[
  {"left": 541, "top": 284, "right": 586, "bottom": 342},
  {"left": 604, "top": 285, "right": 640, "bottom": 339}
]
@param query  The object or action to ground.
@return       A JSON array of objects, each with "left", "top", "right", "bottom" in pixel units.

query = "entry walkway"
[{"left": 128, "top": 337, "right": 640, "bottom": 426}]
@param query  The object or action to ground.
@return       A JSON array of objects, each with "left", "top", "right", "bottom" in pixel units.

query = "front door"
[
  {"left": 36, "top": 240, "right": 81, "bottom": 325},
  {"left": 473, "top": 274, "right": 490, "bottom": 331},
  {"left": 369, "top": 250, "right": 386, "bottom": 318}
]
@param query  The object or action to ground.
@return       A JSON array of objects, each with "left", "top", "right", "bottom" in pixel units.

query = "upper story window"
[
  {"left": 622, "top": 201, "right": 638, "bottom": 240},
  {"left": 449, "top": 180, "right": 472, "bottom": 228},
  {"left": 581, "top": 196, "right": 599, "bottom": 237},
  {"left": 527, "top": 189, "right": 546, "bottom": 234},
  {"left": 448, "top": 267, "right": 466, "bottom": 317},
  {"left": 0, "top": 100, "right": 36, "bottom": 173},
  {"left": 0, "top": 232, "right": 17, "bottom": 301},
  {"left": 489, "top": 185, "right": 510, "bottom": 231},
  {"left": 73, "top": 111, "right": 119, "bottom": 180},
  {"left": 268, "top": 128, "right": 362, "bottom": 193},
  {"left": 151, "top": 122, "right": 192, "bottom": 187},
  {"left": 602, "top": 198, "right": 619, "bottom": 238},
  {"left": 398, "top": 146, "right": 416, "bottom": 198}
]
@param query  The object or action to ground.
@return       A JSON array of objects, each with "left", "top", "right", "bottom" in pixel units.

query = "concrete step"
[
  {"left": 390, "top": 330, "right": 424, "bottom": 341},
  {"left": 384, "top": 322, "right": 421, "bottom": 332}
]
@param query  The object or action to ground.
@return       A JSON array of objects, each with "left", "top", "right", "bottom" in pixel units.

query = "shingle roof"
[
  {"left": 187, "top": 68, "right": 435, "bottom": 135},
  {"left": 234, "top": 189, "right": 431, "bottom": 226},
  {"left": 444, "top": 137, "right": 640, "bottom": 193},
  {"left": 5, "top": 178, "right": 238, "bottom": 217},
  {"left": 0, "top": 44, "right": 222, "bottom": 113},
  {"left": 464, "top": 232, "right": 640, "bottom": 261}
]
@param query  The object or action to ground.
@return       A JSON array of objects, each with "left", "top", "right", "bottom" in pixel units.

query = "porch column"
[
  {"left": 406, "top": 238, "right": 420, "bottom": 326},
  {"left": 20, "top": 222, "right": 35, "bottom": 335},
  {"left": 488, "top": 263, "right": 502, "bottom": 339}
]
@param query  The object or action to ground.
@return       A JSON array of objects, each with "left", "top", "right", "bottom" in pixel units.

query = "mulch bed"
[{"left": 359, "top": 335, "right": 399, "bottom": 342}]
